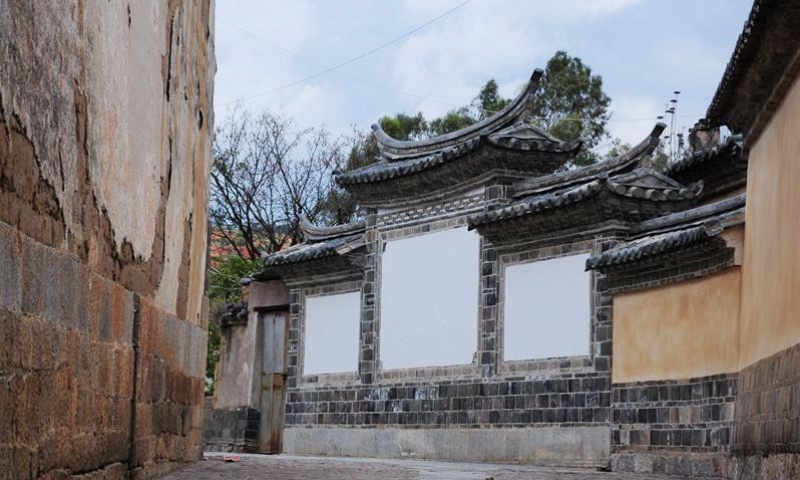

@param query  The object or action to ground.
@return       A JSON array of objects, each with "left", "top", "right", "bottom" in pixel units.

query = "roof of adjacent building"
[
  {"left": 586, "top": 194, "right": 745, "bottom": 272},
  {"left": 333, "top": 70, "right": 583, "bottom": 207},
  {"left": 706, "top": 0, "right": 800, "bottom": 143},
  {"left": 512, "top": 123, "right": 665, "bottom": 198},
  {"left": 665, "top": 134, "right": 747, "bottom": 197},
  {"left": 367, "top": 69, "right": 575, "bottom": 160},
  {"left": 262, "top": 218, "right": 366, "bottom": 267},
  {"left": 466, "top": 123, "right": 707, "bottom": 239}
]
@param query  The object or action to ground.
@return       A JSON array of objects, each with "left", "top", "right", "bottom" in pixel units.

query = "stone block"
[
  {"left": 89, "top": 274, "right": 112, "bottom": 343},
  {"left": 110, "top": 283, "right": 134, "bottom": 344},
  {"left": 0, "top": 223, "right": 20, "bottom": 312}
]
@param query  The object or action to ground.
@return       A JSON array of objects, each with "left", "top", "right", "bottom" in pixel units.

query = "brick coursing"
[
  {"left": 285, "top": 375, "right": 612, "bottom": 429},
  {"left": 613, "top": 374, "right": 738, "bottom": 454},
  {"left": 733, "top": 342, "right": 800, "bottom": 455}
]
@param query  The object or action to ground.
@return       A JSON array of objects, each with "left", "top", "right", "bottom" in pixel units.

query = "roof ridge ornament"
[
  {"left": 298, "top": 215, "right": 366, "bottom": 242},
  {"left": 371, "top": 69, "right": 547, "bottom": 158}
]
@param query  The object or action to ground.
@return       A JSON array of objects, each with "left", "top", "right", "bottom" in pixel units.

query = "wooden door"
[{"left": 258, "top": 311, "right": 289, "bottom": 454}]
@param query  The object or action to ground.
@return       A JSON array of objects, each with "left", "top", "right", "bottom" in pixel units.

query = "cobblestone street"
[{"left": 160, "top": 454, "right": 698, "bottom": 480}]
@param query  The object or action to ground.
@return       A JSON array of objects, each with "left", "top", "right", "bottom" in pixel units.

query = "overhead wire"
[
  {"left": 217, "top": 18, "right": 457, "bottom": 108},
  {"left": 216, "top": 0, "right": 473, "bottom": 106},
  {"left": 216, "top": 4, "right": 705, "bottom": 126}
]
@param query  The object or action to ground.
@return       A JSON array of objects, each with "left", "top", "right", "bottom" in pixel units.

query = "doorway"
[{"left": 258, "top": 310, "right": 289, "bottom": 454}]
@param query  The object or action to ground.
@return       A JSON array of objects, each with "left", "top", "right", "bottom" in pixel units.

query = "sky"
[{"left": 213, "top": 0, "right": 753, "bottom": 148}]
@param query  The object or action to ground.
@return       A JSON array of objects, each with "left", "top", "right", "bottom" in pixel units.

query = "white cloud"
[
  {"left": 214, "top": 0, "right": 319, "bottom": 108},
  {"left": 285, "top": 84, "right": 348, "bottom": 133},
  {"left": 392, "top": 0, "right": 644, "bottom": 119}
]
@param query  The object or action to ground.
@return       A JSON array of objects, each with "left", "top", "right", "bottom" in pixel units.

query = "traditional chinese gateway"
[{"left": 206, "top": 1, "right": 800, "bottom": 477}]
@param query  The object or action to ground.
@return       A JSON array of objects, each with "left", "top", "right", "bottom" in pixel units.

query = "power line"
[
  {"left": 217, "top": 18, "right": 457, "bottom": 108},
  {"left": 217, "top": 0, "right": 472, "bottom": 106},
  {"left": 216, "top": 12, "right": 706, "bottom": 125}
]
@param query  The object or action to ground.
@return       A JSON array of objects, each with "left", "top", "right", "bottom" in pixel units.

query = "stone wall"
[
  {"left": 281, "top": 195, "right": 617, "bottom": 466},
  {"left": 610, "top": 374, "right": 737, "bottom": 477},
  {"left": 0, "top": 1, "right": 214, "bottom": 478},
  {"left": 729, "top": 342, "right": 800, "bottom": 479}
]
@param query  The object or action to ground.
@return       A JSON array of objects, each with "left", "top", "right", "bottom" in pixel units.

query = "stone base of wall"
[
  {"left": 204, "top": 407, "right": 261, "bottom": 453},
  {"left": 611, "top": 453, "right": 729, "bottom": 477},
  {"left": 0, "top": 221, "right": 206, "bottom": 479},
  {"left": 284, "top": 426, "right": 610, "bottom": 467},
  {"left": 727, "top": 453, "right": 800, "bottom": 480}
]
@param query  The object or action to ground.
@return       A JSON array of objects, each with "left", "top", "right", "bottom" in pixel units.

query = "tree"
[
  {"left": 604, "top": 138, "right": 631, "bottom": 160},
  {"left": 474, "top": 79, "right": 511, "bottom": 119},
  {"left": 377, "top": 112, "right": 428, "bottom": 141},
  {"left": 428, "top": 107, "right": 476, "bottom": 136},
  {"left": 210, "top": 109, "right": 354, "bottom": 260},
  {"left": 530, "top": 51, "right": 611, "bottom": 167}
]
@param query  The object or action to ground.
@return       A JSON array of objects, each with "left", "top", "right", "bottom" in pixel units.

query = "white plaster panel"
[
  {"left": 380, "top": 227, "right": 480, "bottom": 369},
  {"left": 504, "top": 254, "right": 591, "bottom": 361},
  {"left": 304, "top": 292, "right": 361, "bottom": 375}
]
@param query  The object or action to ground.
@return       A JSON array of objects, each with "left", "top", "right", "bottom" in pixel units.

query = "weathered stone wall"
[{"left": 0, "top": 1, "right": 214, "bottom": 478}]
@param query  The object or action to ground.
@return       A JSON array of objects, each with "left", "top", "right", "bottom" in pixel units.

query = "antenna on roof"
[{"left": 663, "top": 90, "right": 682, "bottom": 164}]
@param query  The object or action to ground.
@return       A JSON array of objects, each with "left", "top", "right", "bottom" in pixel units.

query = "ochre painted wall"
[
  {"left": 613, "top": 268, "right": 742, "bottom": 384},
  {"left": 739, "top": 74, "right": 800, "bottom": 369}
]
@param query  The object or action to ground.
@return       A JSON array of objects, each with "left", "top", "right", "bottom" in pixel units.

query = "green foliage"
[
  {"left": 530, "top": 51, "right": 611, "bottom": 167},
  {"left": 208, "top": 255, "right": 262, "bottom": 305},
  {"left": 428, "top": 107, "right": 476, "bottom": 136},
  {"left": 604, "top": 138, "right": 632, "bottom": 160},
  {"left": 377, "top": 112, "right": 428, "bottom": 141},
  {"left": 475, "top": 79, "right": 511, "bottom": 119},
  {"left": 205, "top": 318, "right": 220, "bottom": 395}
]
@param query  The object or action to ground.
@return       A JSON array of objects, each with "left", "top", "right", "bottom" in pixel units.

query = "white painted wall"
[
  {"left": 504, "top": 254, "right": 591, "bottom": 361},
  {"left": 304, "top": 292, "right": 361, "bottom": 375},
  {"left": 380, "top": 227, "right": 480, "bottom": 369}
]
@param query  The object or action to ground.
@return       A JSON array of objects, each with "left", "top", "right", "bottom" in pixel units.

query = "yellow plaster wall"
[
  {"left": 739, "top": 74, "right": 800, "bottom": 369},
  {"left": 613, "top": 268, "right": 742, "bottom": 384}
]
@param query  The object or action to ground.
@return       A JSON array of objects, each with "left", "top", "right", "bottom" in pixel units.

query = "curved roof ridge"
[
  {"left": 513, "top": 122, "right": 666, "bottom": 198},
  {"left": 298, "top": 215, "right": 366, "bottom": 242},
  {"left": 372, "top": 69, "right": 544, "bottom": 157}
]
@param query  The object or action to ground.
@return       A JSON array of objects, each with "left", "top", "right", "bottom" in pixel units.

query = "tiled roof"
[
  {"left": 706, "top": 0, "right": 800, "bottom": 143},
  {"left": 334, "top": 69, "right": 581, "bottom": 188},
  {"left": 512, "top": 123, "right": 665, "bottom": 197},
  {"left": 468, "top": 168, "right": 703, "bottom": 230},
  {"left": 665, "top": 135, "right": 747, "bottom": 197},
  {"left": 371, "top": 69, "right": 546, "bottom": 158},
  {"left": 263, "top": 217, "right": 366, "bottom": 268},
  {"left": 262, "top": 233, "right": 365, "bottom": 267},
  {"left": 334, "top": 138, "right": 482, "bottom": 185},
  {"left": 299, "top": 216, "right": 366, "bottom": 241},
  {"left": 586, "top": 199, "right": 746, "bottom": 272},
  {"left": 585, "top": 224, "right": 718, "bottom": 271}
]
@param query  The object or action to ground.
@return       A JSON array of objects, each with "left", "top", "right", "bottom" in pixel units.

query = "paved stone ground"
[{"left": 159, "top": 453, "right": 700, "bottom": 479}]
